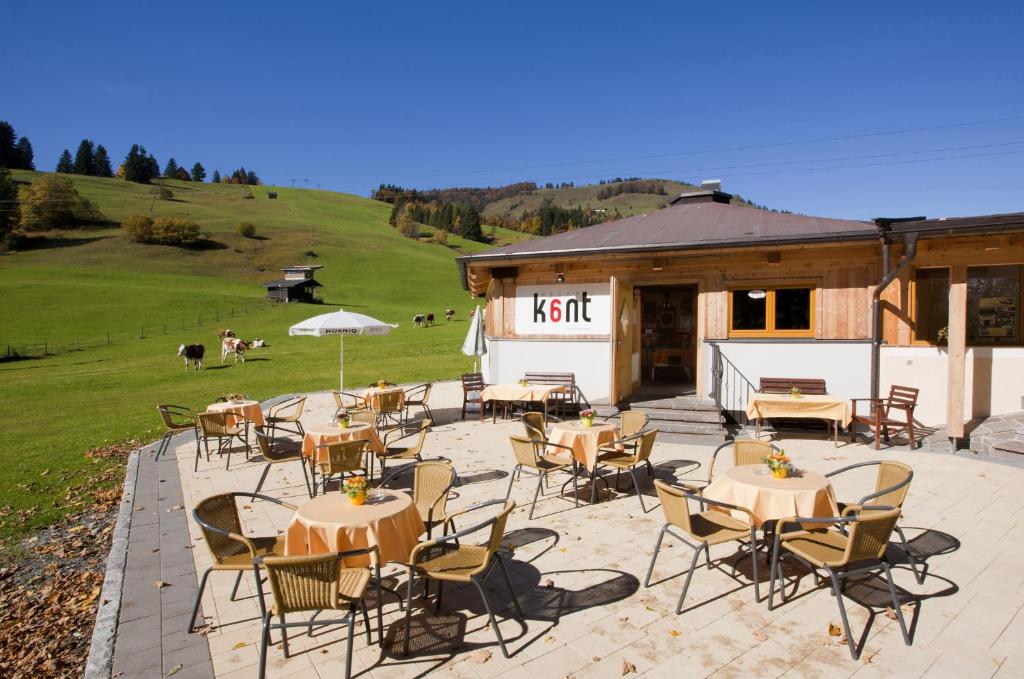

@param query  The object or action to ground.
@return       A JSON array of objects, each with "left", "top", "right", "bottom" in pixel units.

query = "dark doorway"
[{"left": 638, "top": 285, "right": 698, "bottom": 388}]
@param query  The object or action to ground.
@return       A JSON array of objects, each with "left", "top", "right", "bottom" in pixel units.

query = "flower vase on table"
[
  {"left": 377, "top": 380, "right": 387, "bottom": 390},
  {"left": 762, "top": 451, "right": 793, "bottom": 479},
  {"left": 789, "top": 386, "right": 802, "bottom": 399},
  {"left": 517, "top": 379, "right": 528, "bottom": 387},
  {"left": 335, "top": 410, "right": 350, "bottom": 429},
  {"left": 579, "top": 409, "right": 595, "bottom": 428},
  {"left": 343, "top": 475, "right": 367, "bottom": 505}
]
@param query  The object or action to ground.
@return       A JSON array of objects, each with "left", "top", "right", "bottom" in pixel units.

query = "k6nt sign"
[{"left": 514, "top": 284, "right": 610, "bottom": 336}]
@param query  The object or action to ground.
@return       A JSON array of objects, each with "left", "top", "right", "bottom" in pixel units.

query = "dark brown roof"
[
  {"left": 262, "top": 278, "right": 323, "bottom": 289},
  {"left": 460, "top": 200, "right": 875, "bottom": 263}
]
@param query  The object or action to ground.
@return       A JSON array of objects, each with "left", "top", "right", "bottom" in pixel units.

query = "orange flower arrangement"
[
  {"left": 343, "top": 475, "right": 367, "bottom": 504},
  {"left": 762, "top": 451, "right": 792, "bottom": 479}
]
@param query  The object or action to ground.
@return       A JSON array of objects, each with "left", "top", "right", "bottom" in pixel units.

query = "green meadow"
[{"left": 0, "top": 171, "right": 525, "bottom": 544}]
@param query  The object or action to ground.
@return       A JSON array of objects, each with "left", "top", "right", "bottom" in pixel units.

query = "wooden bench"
[
  {"left": 524, "top": 372, "right": 580, "bottom": 416},
  {"left": 759, "top": 377, "right": 827, "bottom": 395}
]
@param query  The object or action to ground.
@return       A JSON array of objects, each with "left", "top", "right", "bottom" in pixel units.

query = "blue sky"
[{"left": 4, "top": 1, "right": 1023, "bottom": 219}]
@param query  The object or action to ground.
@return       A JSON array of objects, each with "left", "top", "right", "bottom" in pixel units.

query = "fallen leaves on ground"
[
  {"left": 753, "top": 631, "right": 769, "bottom": 642},
  {"left": 0, "top": 439, "right": 136, "bottom": 677},
  {"left": 884, "top": 607, "right": 898, "bottom": 620},
  {"left": 669, "top": 629, "right": 682, "bottom": 638},
  {"left": 827, "top": 623, "right": 842, "bottom": 637},
  {"left": 165, "top": 664, "right": 183, "bottom": 676},
  {"left": 468, "top": 649, "right": 492, "bottom": 664},
  {"left": 621, "top": 659, "right": 637, "bottom": 674}
]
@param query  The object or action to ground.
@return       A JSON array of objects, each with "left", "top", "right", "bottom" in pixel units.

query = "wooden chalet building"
[
  {"left": 263, "top": 265, "right": 323, "bottom": 303},
  {"left": 456, "top": 186, "right": 1024, "bottom": 443}
]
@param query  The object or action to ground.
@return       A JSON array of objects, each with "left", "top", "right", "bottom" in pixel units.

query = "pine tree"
[
  {"left": 15, "top": 137, "right": 34, "bottom": 170},
  {"left": 123, "top": 144, "right": 160, "bottom": 184},
  {"left": 174, "top": 166, "right": 191, "bottom": 181},
  {"left": 164, "top": 157, "right": 178, "bottom": 178},
  {"left": 56, "top": 149, "right": 74, "bottom": 173},
  {"left": 0, "top": 121, "right": 16, "bottom": 168},
  {"left": 190, "top": 162, "right": 206, "bottom": 182},
  {"left": 0, "top": 167, "right": 17, "bottom": 240},
  {"left": 73, "top": 139, "right": 95, "bottom": 175},
  {"left": 462, "top": 206, "right": 483, "bottom": 242},
  {"left": 245, "top": 170, "right": 259, "bottom": 185},
  {"left": 211, "top": 170, "right": 221, "bottom": 183},
  {"left": 93, "top": 145, "right": 113, "bottom": 177}
]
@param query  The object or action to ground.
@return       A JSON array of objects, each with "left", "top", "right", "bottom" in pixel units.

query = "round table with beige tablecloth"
[
  {"left": 284, "top": 490, "right": 424, "bottom": 566},
  {"left": 363, "top": 386, "right": 405, "bottom": 410},
  {"left": 547, "top": 420, "right": 619, "bottom": 470},
  {"left": 206, "top": 399, "right": 265, "bottom": 427},
  {"left": 302, "top": 422, "right": 384, "bottom": 462},
  {"left": 702, "top": 464, "right": 839, "bottom": 528}
]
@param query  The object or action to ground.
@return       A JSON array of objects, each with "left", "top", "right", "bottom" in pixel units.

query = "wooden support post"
[{"left": 946, "top": 265, "right": 967, "bottom": 442}]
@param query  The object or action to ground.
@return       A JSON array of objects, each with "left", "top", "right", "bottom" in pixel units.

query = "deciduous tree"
[{"left": 18, "top": 174, "right": 101, "bottom": 230}]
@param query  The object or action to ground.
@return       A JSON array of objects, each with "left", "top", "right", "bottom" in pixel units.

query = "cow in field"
[
  {"left": 250, "top": 338, "right": 266, "bottom": 348},
  {"left": 445, "top": 308, "right": 455, "bottom": 321},
  {"left": 425, "top": 312, "right": 435, "bottom": 326},
  {"left": 178, "top": 344, "right": 205, "bottom": 370},
  {"left": 413, "top": 314, "right": 425, "bottom": 328},
  {"left": 216, "top": 328, "right": 236, "bottom": 339},
  {"left": 221, "top": 338, "right": 249, "bottom": 364}
]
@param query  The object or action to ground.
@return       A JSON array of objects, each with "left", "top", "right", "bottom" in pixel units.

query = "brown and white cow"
[
  {"left": 445, "top": 308, "right": 455, "bottom": 321},
  {"left": 220, "top": 338, "right": 249, "bottom": 364},
  {"left": 177, "top": 344, "right": 205, "bottom": 370}
]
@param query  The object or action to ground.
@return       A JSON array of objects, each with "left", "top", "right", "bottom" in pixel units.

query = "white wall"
[
  {"left": 702, "top": 340, "right": 873, "bottom": 411},
  {"left": 881, "top": 346, "right": 1024, "bottom": 425},
  {"left": 483, "top": 338, "right": 611, "bottom": 403}
]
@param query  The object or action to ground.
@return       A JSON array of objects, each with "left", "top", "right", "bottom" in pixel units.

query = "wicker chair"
[
  {"left": 332, "top": 390, "right": 368, "bottom": 417},
  {"left": 520, "top": 411, "right": 562, "bottom": 443},
  {"left": 155, "top": 404, "right": 198, "bottom": 466},
  {"left": 619, "top": 411, "right": 649, "bottom": 437},
  {"left": 705, "top": 439, "right": 779, "bottom": 486},
  {"left": 644, "top": 480, "right": 760, "bottom": 613},
  {"left": 767, "top": 506, "right": 911, "bottom": 660},
  {"left": 264, "top": 396, "right": 306, "bottom": 439},
  {"left": 403, "top": 383, "right": 434, "bottom": 423},
  {"left": 376, "top": 419, "right": 431, "bottom": 479},
  {"left": 400, "top": 499, "right": 523, "bottom": 658},
  {"left": 461, "top": 372, "right": 487, "bottom": 420},
  {"left": 506, "top": 436, "right": 579, "bottom": 519},
  {"left": 197, "top": 411, "right": 249, "bottom": 470},
  {"left": 256, "top": 549, "right": 382, "bottom": 679},
  {"left": 380, "top": 460, "right": 457, "bottom": 538},
  {"left": 252, "top": 430, "right": 312, "bottom": 498},
  {"left": 826, "top": 460, "right": 922, "bottom": 583},
  {"left": 595, "top": 429, "right": 659, "bottom": 511},
  {"left": 347, "top": 409, "right": 377, "bottom": 428},
  {"left": 372, "top": 390, "right": 405, "bottom": 429},
  {"left": 189, "top": 492, "right": 296, "bottom": 633},
  {"left": 313, "top": 440, "right": 369, "bottom": 494}
]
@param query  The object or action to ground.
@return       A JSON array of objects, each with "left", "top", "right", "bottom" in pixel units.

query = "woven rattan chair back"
[
  {"left": 402, "top": 419, "right": 432, "bottom": 456},
  {"left": 348, "top": 411, "right": 376, "bottom": 427},
  {"left": 254, "top": 430, "right": 295, "bottom": 462},
  {"left": 634, "top": 429, "right": 658, "bottom": 462},
  {"left": 521, "top": 412, "right": 547, "bottom": 442},
  {"left": 263, "top": 553, "right": 344, "bottom": 614},
  {"left": 509, "top": 436, "right": 542, "bottom": 469},
  {"left": 198, "top": 411, "right": 234, "bottom": 437},
  {"left": 321, "top": 441, "right": 368, "bottom": 475},
  {"left": 653, "top": 480, "right": 693, "bottom": 535},
  {"left": 620, "top": 411, "right": 649, "bottom": 438},
  {"left": 194, "top": 494, "right": 247, "bottom": 563},
  {"left": 374, "top": 391, "right": 404, "bottom": 415},
  {"left": 413, "top": 461, "right": 456, "bottom": 519},
  {"left": 485, "top": 500, "right": 517, "bottom": 553},
  {"left": 406, "top": 383, "right": 432, "bottom": 404},
  {"left": 874, "top": 461, "right": 913, "bottom": 508},
  {"left": 844, "top": 507, "right": 901, "bottom": 564},
  {"left": 277, "top": 396, "right": 306, "bottom": 420},
  {"left": 158, "top": 405, "right": 193, "bottom": 431},
  {"left": 734, "top": 439, "right": 774, "bottom": 467}
]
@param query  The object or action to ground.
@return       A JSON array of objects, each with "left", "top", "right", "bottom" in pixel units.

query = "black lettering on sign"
[
  {"left": 582, "top": 291, "right": 592, "bottom": 322},
  {"left": 533, "top": 294, "right": 546, "bottom": 322}
]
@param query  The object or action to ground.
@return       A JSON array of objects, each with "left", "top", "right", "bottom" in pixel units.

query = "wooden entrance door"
[{"left": 610, "top": 276, "right": 635, "bottom": 403}]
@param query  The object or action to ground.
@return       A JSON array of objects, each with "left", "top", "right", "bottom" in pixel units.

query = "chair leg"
[
  {"left": 155, "top": 431, "right": 171, "bottom": 460},
  {"left": 894, "top": 525, "right": 925, "bottom": 584},
  {"left": 883, "top": 562, "right": 911, "bottom": 645},
  {"left": 252, "top": 565, "right": 268, "bottom": 621},
  {"left": 189, "top": 567, "right": 212, "bottom": 632},
  {"left": 299, "top": 459, "right": 313, "bottom": 498},
  {"left": 402, "top": 569, "right": 415, "bottom": 657},
  {"left": 471, "top": 576, "right": 513, "bottom": 658},
  {"left": 436, "top": 579, "right": 444, "bottom": 610},
  {"left": 644, "top": 525, "right": 668, "bottom": 587},
  {"left": 628, "top": 467, "right": 646, "bottom": 512},
  {"left": 344, "top": 607, "right": 355, "bottom": 679},
  {"left": 674, "top": 544, "right": 705, "bottom": 614},
  {"left": 768, "top": 548, "right": 780, "bottom": 610},
  {"left": 229, "top": 571, "right": 243, "bottom": 601},
  {"left": 505, "top": 465, "right": 520, "bottom": 501},
  {"left": 827, "top": 569, "right": 859, "bottom": 660},
  {"left": 253, "top": 464, "right": 272, "bottom": 495},
  {"left": 194, "top": 434, "right": 202, "bottom": 473},
  {"left": 360, "top": 600, "right": 372, "bottom": 646},
  {"left": 257, "top": 613, "right": 271, "bottom": 679},
  {"left": 529, "top": 473, "right": 544, "bottom": 520},
  {"left": 495, "top": 554, "right": 524, "bottom": 619},
  {"left": 279, "top": 614, "right": 289, "bottom": 658},
  {"left": 748, "top": 531, "right": 761, "bottom": 602},
  {"left": 571, "top": 463, "right": 579, "bottom": 508}
]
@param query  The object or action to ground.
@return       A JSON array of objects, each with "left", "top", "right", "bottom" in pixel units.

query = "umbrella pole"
[{"left": 339, "top": 335, "right": 344, "bottom": 392}]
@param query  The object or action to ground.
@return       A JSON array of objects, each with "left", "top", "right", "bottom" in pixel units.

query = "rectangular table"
[
  {"left": 745, "top": 393, "right": 851, "bottom": 445},
  {"left": 480, "top": 384, "right": 566, "bottom": 422}
]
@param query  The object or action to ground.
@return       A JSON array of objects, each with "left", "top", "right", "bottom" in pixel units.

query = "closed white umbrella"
[
  {"left": 461, "top": 305, "right": 486, "bottom": 372},
  {"left": 289, "top": 308, "right": 398, "bottom": 390}
]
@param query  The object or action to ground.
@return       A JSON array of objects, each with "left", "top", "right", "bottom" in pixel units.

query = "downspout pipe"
[{"left": 870, "top": 228, "right": 919, "bottom": 403}]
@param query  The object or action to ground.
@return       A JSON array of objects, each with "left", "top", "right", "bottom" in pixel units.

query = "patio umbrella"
[
  {"left": 461, "top": 304, "right": 486, "bottom": 372},
  {"left": 288, "top": 308, "right": 398, "bottom": 390}
]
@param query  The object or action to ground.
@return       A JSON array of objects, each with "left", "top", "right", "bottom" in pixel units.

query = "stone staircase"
[
  {"left": 617, "top": 394, "right": 728, "bottom": 444},
  {"left": 969, "top": 412, "right": 1024, "bottom": 465}
]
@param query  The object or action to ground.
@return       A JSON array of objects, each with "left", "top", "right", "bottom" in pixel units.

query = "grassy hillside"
[
  {"left": 0, "top": 171, "right": 515, "bottom": 544},
  {"left": 481, "top": 179, "right": 695, "bottom": 222}
]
